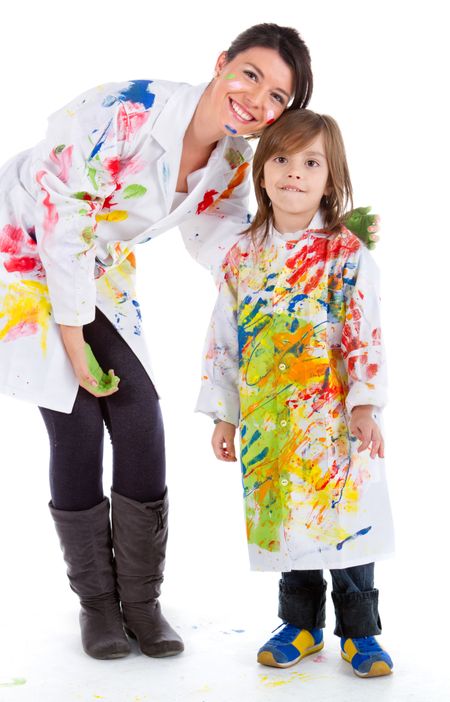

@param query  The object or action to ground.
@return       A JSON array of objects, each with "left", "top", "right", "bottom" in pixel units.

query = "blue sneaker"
[
  {"left": 257, "top": 624, "right": 324, "bottom": 668},
  {"left": 341, "top": 636, "right": 393, "bottom": 677}
]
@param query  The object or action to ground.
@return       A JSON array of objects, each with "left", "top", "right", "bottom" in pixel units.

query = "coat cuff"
[{"left": 195, "top": 383, "right": 240, "bottom": 426}]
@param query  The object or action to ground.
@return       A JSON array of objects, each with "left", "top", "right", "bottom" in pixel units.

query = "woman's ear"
[{"left": 214, "top": 51, "right": 228, "bottom": 77}]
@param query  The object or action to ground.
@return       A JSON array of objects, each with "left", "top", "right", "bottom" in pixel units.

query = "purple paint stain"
[{"left": 225, "top": 124, "right": 238, "bottom": 134}]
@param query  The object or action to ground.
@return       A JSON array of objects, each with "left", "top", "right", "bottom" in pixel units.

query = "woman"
[{"left": 0, "top": 23, "right": 372, "bottom": 661}]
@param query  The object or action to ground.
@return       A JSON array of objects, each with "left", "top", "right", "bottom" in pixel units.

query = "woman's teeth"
[{"left": 230, "top": 99, "right": 253, "bottom": 122}]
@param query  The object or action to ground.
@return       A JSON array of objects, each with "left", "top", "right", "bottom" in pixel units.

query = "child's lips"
[{"left": 280, "top": 185, "right": 305, "bottom": 193}]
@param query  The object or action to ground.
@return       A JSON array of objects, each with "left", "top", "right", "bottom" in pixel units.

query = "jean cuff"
[
  {"left": 278, "top": 579, "right": 327, "bottom": 630},
  {"left": 331, "top": 588, "right": 382, "bottom": 637}
]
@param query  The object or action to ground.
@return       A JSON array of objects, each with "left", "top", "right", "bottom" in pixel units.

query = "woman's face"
[{"left": 210, "top": 46, "right": 294, "bottom": 138}]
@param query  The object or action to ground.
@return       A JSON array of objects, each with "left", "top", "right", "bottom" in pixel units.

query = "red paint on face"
[{"left": 266, "top": 118, "right": 275, "bottom": 125}]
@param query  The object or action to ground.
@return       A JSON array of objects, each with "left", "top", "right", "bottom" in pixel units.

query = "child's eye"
[
  {"left": 306, "top": 160, "right": 320, "bottom": 167},
  {"left": 274, "top": 156, "right": 287, "bottom": 164},
  {"left": 244, "top": 70, "right": 258, "bottom": 81}
]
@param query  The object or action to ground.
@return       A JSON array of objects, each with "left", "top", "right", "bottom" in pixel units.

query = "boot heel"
[{"left": 124, "top": 626, "right": 137, "bottom": 640}]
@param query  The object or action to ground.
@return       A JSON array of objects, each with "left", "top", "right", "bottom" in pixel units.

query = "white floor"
[{"left": 1, "top": 559, "right": 448, "bottom": 702}]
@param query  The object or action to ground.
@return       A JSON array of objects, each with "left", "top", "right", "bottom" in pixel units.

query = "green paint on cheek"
[
  {"left": 225, "top": 73, "right": 236, "bottom": 80},
  {"left": 84, "top": 343, "right": 120, "bottom": 393},
  {"left": 123, "top": 184, "right": 147, "bottom": 199},
  {"left": 0, "top": 678, "right": 27, "bottom": 688}
]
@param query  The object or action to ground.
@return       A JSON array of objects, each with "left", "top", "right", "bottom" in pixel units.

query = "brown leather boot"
[
  {"left": 111, "top": 489, "right": 184, "bottom": 658},
  {"left": 49, "top": 498, "right": 131, "bottom": 659}
]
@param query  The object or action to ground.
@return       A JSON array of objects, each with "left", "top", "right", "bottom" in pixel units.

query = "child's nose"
[{"left": 287, "top": 174, "right": 301, "bottom": 179}]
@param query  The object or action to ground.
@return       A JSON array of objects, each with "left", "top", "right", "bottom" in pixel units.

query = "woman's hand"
[
  {"left": 212, "top": 421, "right": 237, "bottom": 462},
  {"left": 349, "top": 405, "right": 384, "bottom": 459},
  {"left": 59, "top": 325, "right": 119, "bottom": 397}
]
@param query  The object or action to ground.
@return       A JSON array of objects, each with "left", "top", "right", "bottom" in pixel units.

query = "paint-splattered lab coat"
[
  {"left": 197, "top": 213, "right": 395, "bottom": 571},
  {"left": 0, "top": 79, "right": 252, "bottom": 412}
]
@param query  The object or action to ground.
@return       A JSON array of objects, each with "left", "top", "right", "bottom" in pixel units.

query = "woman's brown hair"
[{"left": 244, "top": 109, "right": 353, "bottom": 245}]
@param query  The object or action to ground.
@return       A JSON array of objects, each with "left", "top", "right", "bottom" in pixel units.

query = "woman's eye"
[
  {"left": 244, "top": 70, "right": 258, "bottom": 81},
  {"left": 271, "top": 93, "right": 284, "bottom": 104}
]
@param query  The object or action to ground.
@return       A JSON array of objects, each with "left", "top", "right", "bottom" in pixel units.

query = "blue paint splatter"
[
  {"left": 225, "top": 124, "right": 238, "bottom": 134},
  {"left": 89, "top": 118, "right": 113, "bottom": 160},
  {"left": 336, "top": 526, "right": 372, "bottom": 551},
  {"left": 119, "top": 80, "right": 155, "bottom": 109}
]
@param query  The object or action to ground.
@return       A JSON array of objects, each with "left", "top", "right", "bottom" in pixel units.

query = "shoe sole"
[
  {"left": 257, "top": 641, "right": 324, "bottom": 668},
  {"left": 341, "top": 651, "right": 393, "bottom": 677}
]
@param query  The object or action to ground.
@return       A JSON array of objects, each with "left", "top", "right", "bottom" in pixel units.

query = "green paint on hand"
[
  {"left": 225, "top": 73, "right": 236, "bottom": 80},
  {"left": 84, "top": 343, "right": 120, "bottom": 393},
  {"left": 0, "top": 678, "right": 27, "bottom": 688},
  {"left": 344, "top": 206, "right": 378, "bottom": 250},
  {"left": 123, "top": 184, "right": 147, "bottom": 199}
]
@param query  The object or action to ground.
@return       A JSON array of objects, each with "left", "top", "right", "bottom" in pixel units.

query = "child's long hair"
[{"left": 243, "top": 109, "right": 353, "bottom": 245}]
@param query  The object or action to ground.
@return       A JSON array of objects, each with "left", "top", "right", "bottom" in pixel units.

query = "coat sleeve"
[
  {"left": 341, "top": 244, "right": 388, "bottom": 414},
  {"left": 32, "top": 90, "right": 127, "bottom": 326},
  {"left": 178, "top": 158, "right": 252, "bottom": 284},
  {"left": 195, "top": 244, "right": 241, "bottom": 425}
]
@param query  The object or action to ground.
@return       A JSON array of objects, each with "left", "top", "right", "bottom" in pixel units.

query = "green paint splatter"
[
  {"left": 123, "top": 184, "right": 147, "bottom": 199},
  {"left": 225, "top": 148, "right": 245, "bottom": 170},
  {"left": 73, "top": 191, "right": 92, "bottom": 200},
  {"left": 0, "top": 678, "right": 27, "bottom": 688},
  {"left": 225, "top": 73, "right": 236, "bottom": 80},
  {"left": 54, "top": 144, "right": 65, "bottom": 154},
  {"left": 81, "top": 226, "right": 96, "bottom": 246}
]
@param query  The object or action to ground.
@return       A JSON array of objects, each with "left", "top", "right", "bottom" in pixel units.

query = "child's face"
[{"left": 261, "top": 133, "right": 330, "bottom": 225}]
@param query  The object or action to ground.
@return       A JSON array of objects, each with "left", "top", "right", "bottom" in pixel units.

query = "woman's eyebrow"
[{"left": 245, "top": 63, "right": 291, "bottom": 100}]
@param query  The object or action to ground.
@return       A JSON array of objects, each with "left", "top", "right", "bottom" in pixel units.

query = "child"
[{"left": 196, "top": 109, "right": 395, "bottom": 678}]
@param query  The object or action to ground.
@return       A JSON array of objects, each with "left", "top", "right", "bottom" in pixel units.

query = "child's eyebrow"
[{"left": 304, "top": 151, "right": 326, "bottom": 158}]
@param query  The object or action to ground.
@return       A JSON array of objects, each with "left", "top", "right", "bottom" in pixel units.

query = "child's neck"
[{"left": 272, "top": 207, "right": 318, "bottom": 234}]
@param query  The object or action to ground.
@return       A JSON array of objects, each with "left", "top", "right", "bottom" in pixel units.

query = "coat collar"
[{"left": 151, "top": 81, "right": 209, "bottom": 152}]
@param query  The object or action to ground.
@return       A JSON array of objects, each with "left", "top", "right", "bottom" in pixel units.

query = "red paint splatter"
[
  {"left": 266, "top": 118, "right": 275, "bottom": 125},
  {"left": 36, "top": 171, "right": 59, "bottom": 238},
  {"left": 49, "top": 145, "right": 74, "bottom": 184},
  {"left": 197, "top": 189, "right": 219, "bottom": 214},
  {"left": 117, "top": 102, "right": 151, "bottom": 141},
  {"left": 0, "top": 224, "right": 44, "bottom": 277}
]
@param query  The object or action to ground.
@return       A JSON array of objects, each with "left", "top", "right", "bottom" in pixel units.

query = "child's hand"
[
  {"left": 349, "top": 405, "right": 384, "bottom": 459},
  {"left": 344, "top": 206, "right": 380, "bottom": 250},
  {"left": 212, "top": 421, "right": 237, "bottom": 462}
]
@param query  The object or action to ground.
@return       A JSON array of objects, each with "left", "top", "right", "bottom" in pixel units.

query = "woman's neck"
[{"left": 184, "top": 83, "right": 224, "bottom": 149}]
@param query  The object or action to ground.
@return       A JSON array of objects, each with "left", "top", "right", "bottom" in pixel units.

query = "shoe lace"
[
  {"left": 269, "top": 623, "right": 302, "bottom": 644},
  {"left": 352, "top": 636, "right": 381, "bottom": 653}
]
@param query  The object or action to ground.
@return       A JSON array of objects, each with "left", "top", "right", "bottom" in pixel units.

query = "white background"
[{"left": 0, "top": 1, "right": 449, "bottom": 700}]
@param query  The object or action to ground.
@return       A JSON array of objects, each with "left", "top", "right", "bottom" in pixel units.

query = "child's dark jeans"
[{"left": 278, "top": 563, "right": 381, "bottom": 638}]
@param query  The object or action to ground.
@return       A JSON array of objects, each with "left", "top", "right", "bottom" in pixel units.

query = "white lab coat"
[
  {"left": 0, "top": 79, "right": 253, "bottom": 411},
  {"left": 196, "top": 214, "right": 395, "bottom": 571}
]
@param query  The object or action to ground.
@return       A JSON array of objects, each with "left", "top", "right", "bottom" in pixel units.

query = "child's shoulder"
[{"left": 318, "top": 225, "right": 365, "bottom": 260}]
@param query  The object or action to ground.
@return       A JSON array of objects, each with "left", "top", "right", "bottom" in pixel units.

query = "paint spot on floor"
[
  {"left": 313, "top": 653, "right": 327, "bottom": 662},
  {"left": 0, "top": 678, "right": 26, "bottom": 687},
  {"left": 259, "top": 671, "right": 312, "bottom": 687}
]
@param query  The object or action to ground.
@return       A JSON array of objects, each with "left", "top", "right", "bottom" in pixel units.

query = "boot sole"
[
  {"left": 124, "top": 627, "right": 184, "bottom": 658},
  {"left": 257, "top": 641, "right": 324, "bottom": 668}
]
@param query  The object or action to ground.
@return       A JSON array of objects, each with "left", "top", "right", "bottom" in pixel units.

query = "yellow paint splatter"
[
  {"left": 259, "top": 671, "right": 312, "bottom": 687},
  {"left": 96, "top": 210, "right": 128, "bottom": 222},
  {"left": 0, "top": 280, "right": 51, "bottom": 353}
]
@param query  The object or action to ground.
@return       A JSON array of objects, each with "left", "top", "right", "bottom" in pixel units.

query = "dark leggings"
[{"left": 39, "top": 308, "right": 166, "bottom": 511}]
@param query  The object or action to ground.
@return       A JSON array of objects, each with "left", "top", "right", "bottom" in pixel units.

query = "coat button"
[
  {"left": 278, "top": 363, "right": 286, "bottom": 371},
  {"left": 280, "top": 420, "right": 287, "bottom": 427},
  {"left": 280, "top": 478, "right": 289, "bottom": 487}
]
